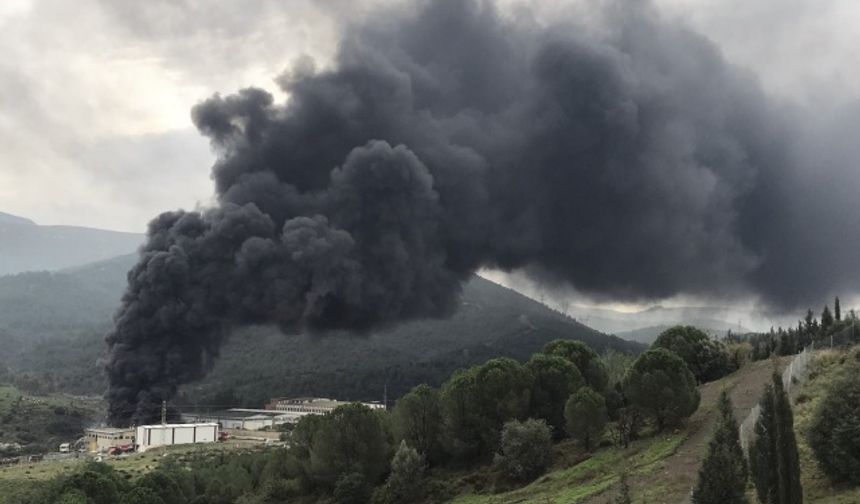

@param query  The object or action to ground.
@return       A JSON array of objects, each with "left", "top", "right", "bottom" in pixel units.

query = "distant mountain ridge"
[
  {"left": 614, "top": 324, "right": 751, "bottom": 344},
  {"left": 567, "top": 304, "right": 770, "bottom": 336},
  {"left": 0, "top": 211, "right": 35, "bottom": 226},
  {"left": 0, "top": 211, "right": 143, "bottom": 275}
]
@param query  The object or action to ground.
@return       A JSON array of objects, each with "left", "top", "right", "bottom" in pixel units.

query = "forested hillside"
[
  {"left": 0, "top": 254, "right": 643, "bottom": 402},
  {"left": 179, "top": 278, "right": 643, "bottom": 407}
]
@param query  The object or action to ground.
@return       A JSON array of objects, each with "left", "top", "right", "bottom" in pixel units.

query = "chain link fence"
[{"left": 739, "top": 346, "right": 813, "bottom": 453}]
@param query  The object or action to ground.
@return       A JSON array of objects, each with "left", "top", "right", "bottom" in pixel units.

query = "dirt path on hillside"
[{"left": 583, "top": 357, "right": 790, "bottom": 504}]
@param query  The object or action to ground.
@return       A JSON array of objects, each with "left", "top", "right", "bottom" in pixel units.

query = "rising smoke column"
[{"left": 106, "top": 0, "right": 846, "bottom": 425}]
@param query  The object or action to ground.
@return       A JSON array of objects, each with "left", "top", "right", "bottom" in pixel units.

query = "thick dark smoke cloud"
[{"left": 106, "top": 0, "right": 860, "bottom": 424}]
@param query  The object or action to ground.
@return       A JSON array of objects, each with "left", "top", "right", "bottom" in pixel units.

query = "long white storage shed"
[{"left": 135, "top": 423, "right": 219, "bottom": 453}]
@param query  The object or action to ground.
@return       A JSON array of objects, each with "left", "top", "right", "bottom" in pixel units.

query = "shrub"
[
  {"left": 380, "top": 441, "right": 426, "bottom": 503},
  {"left": 564, "top": 387, "right": 608, "bottom": 451},
  {"left": 332, "top": 472, "right": 371, "bottom": 504},
  {"left": 808, "top": 363, "right": 860, "bottom": 484},
  {"left": 122, "top": 487, "right": 167, "bottom": 504},
  {"left": 543, "top": 340, "right": 609, "bottom": 391},
  {"left": 494, "top": 418, "right": 553, "bottom": 482}
]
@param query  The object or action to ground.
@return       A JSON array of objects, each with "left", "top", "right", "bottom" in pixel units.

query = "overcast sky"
[{"left": 2, "top": 0, "right": 859, "bottom": 232}]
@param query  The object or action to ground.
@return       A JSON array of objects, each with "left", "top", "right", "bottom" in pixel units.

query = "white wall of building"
[{"left": 135, "top": 423, "right": 218, "bottom": 453}]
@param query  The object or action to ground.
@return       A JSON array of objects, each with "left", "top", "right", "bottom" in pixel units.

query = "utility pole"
[
  {"left": 383, "top": 383, "right": 388, "bottom": 410},
  {"left": 161, "top": 400, "right": 167, "bottom": 425}
]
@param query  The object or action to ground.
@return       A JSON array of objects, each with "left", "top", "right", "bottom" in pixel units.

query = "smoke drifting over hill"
[{"left": 106, "top": 0, "right": 860, "bottom": 424}]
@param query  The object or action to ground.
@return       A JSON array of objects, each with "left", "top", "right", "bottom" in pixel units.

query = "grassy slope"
[
  {"left": 449, "top": 357, "right": 789, "bottom": 504},
  {"left": 792, "top": 348, "right": 860, "bottom": 504},
  {"left": 0, "top": 442, "right": 258, "bottom": 504},
  {"left": 0, "top": 386, "right": 101, "bottom": 455}
]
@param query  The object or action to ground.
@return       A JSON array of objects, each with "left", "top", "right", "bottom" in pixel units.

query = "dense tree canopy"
[
  {"left": 623, "top": 348, "right": 700, "bottom": 430},
  {"left": 392, "top": 384, "right": 444, "bottom": 462},
  {"left": 303, "top": 403, "right": 392, "bottom": 488},
  {"left": 440, "top": 358, "right": 533, "bottom": 460},
  {"left": 652, "top": 326, "right": 734, "bottom": 383},
  {"left": 526, "top": 353, "right": 584, "bottom": 435},
  {"left": 543, "top": 339, "right": 610, "bottom": 392}
]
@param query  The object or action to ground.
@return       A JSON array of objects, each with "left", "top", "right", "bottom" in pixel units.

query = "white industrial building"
[
  {"left": 135, "top": 423, "right": 218, "bottom": 453},
  {"left": 180, "top": 409, "right": 301, "bottom": 431}
]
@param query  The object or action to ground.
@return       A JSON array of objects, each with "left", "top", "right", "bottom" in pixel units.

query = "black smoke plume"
[{"left": 107, "top": 0, "right": 860, "bottom": 425}]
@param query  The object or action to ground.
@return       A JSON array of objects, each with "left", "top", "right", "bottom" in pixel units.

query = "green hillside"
[
  {"left": 0, "top": 254, "right": 643, "bottom": 403},
  {"left": 179, "top": 276, "right": 643, "bottom": 407},
  {"left": 0, "top": 385, "right": 101, "bottom": 457}
]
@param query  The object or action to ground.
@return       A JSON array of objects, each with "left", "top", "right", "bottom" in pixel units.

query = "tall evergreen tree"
[
  {"left": 821, "top": 305, "right": 834, "bottom": 334},
  {"left": 773, "top": 374, "right": 803, "bottom": 504},
  {"left": 749, "top": 373, "right": 803, "bottom": 504},
  {"left": 803, "top": 309, "right": 815, "bottom": 337},
  {"left": 835, "top": 297, "right": 841, "bottom": 321},
  {"left": 692, "top": 390, "right": 748, "bottom": 504}
]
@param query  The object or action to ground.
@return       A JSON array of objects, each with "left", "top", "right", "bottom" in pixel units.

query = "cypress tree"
[
  {"left": 773, "top": 374, "right": 803, "bottom": 504},
  {"left": 750, "top": 382, "right": 777, "bottom": 504},
  {"left": 750, "top": 373, "right": 803, "bottom": 504},
  {"left": 835, "top": 297, "right": 841, "bottom": 322},
  {"left": 821, "top": 305, "right": 834, "bottom": 334},
  {"left": 692, "top": 390, "right": 748, "bottom": 504}
]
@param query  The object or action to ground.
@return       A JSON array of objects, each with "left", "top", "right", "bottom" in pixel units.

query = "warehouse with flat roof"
[
  {"left": 180, "top": 409, "right": 299, "bottom": 430},
  {"left": 265, "top": 397, "right": 384, "bottom": 414}
]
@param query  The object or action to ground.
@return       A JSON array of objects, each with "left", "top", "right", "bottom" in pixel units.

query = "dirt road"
[{"left": 583, "top": 356, "right": 790, "bottom": 504}]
